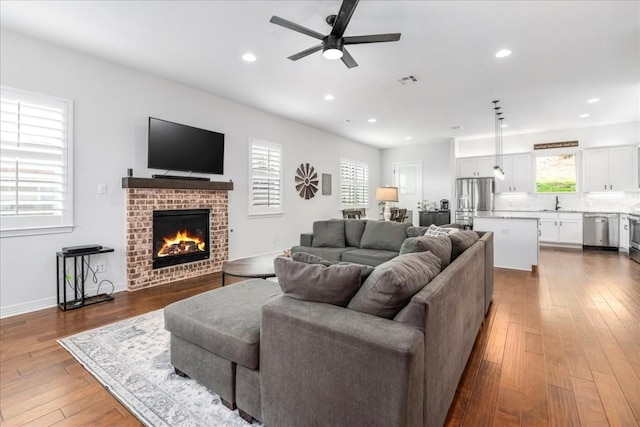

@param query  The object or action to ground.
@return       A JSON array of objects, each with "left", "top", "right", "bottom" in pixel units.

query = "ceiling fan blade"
[
  {"left": 331, "top": 0, "right": 359, "bottom": 37},
  {"left": 343, "top": 33, "right": 402, "bottom": 45},
  {"left": 341, "top": 48, "right": 358, "bottom": 68},
  {"left": 270, "top": 15, "right": 324, "bottom": 40},
  {"left": 288, "top": 44, "right": 323, "bottom": 61}
]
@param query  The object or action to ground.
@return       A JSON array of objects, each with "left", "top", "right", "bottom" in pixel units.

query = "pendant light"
[{"left": 492, "top": 100, "right": 506, "bottom": 180}]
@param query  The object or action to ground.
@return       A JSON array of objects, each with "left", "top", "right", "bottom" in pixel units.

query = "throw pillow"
[
  {"left": 347, "top": 251, "right": 441, "bottom": 319},
  {"left": 399, "top": 235, "right": 452, "bottom": 269},
  {"left": 449, "top": 230, "right": 480, "bottom": 261},
  {"left": 424, "top": 224, "right": 451, "bottom": 237},
  {"left": 406, "top": 226, "right": 429, "bottom": 238},
  {"left": 291, "top": 252, "right": 375, "bottom": 281},
  {"left": 359, "top": 220, "right": 411, "bottom": 252},
  {"left": 311, "top": 220, "right": 346, "bottom": 248},
  {"left": 274, "top": 257, "right": 363, "bottom": 307}
]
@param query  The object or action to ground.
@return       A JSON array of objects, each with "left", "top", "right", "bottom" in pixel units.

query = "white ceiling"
[{"left": 1, "top": 1, "right": 638, "bottom": 149}]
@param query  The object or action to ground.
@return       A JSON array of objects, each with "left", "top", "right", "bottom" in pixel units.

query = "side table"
[
  {"left": 221, "top": 254, "right": 278, "bottom": 286},
  {"left": 56, "top": 247, "right": 115, "bottom": 311}
]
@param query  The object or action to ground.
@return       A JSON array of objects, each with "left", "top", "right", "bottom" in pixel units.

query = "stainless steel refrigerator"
[{"left": 455, "top": 178, "right": 495, "bottom": 228}]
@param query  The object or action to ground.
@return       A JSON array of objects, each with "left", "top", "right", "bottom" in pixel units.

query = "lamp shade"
[{"left": 376, "top": 186, "right": 399, "bottom": 202}]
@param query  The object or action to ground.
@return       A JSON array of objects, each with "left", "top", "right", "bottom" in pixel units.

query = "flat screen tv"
[{"left": 148, "top": 117, "right": 224, "bottom": 175}]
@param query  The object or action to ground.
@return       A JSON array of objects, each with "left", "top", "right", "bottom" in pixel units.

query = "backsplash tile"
[{"left": 495, "top": 192, "right": 640, "bottom": 213}]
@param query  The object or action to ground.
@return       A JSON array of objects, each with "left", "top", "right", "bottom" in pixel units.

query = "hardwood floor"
[{"left": 1, "top": 248, "right": 639, "bottom": 426}]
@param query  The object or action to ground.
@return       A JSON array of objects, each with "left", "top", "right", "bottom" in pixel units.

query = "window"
[
  {"left": 249, "top": 139, "right": 282, "bottom": 215},
  {"left": 535, "top": 154, "right": 577, "bottom": 192},
  {"left": 340, "top": 160, "right": 369, "bottom": 206},
  {"left": 1, "top": 86, "right": 74, "bottom": 236}
]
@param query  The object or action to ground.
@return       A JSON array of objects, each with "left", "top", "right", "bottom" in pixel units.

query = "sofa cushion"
[
  {"left": 359, "top": 221, "right": 411, "bottom": 252},
  {"left": 274, "top": 257, "right": 363, "bottom": 307},
  {"left": 399, "top": 235, "right": 452, "bottom": 269},
  {"left": 449, "top": 230, "right": 480, "bottom": 261},
  {"left": 347, "top": 251, "right": 441, "bottom": 319},
  {"left": 406, "top": 226, "right": 429, "bottom": 238},
  {"left": 311, "top": 220, "right": 345, "bottom": 248},
  {"left": 164, "top": 279, "right": 282, "bottom": 370},
  {"left": 291, "top": 251, "right": 375, "bottom": 281},
  {"left": 290, "top": 246, "right": 353, "bottom": 262},
  {"left": 341, "top": 248, "right": 399, "bottom": 267},
  {"left": 344, "top": 219, "right": 367, "bottom": 247}
]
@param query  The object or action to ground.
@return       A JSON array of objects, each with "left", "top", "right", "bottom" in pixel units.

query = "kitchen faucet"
[{"left": 555, "top": 196, "right": 561, "bottom": 211}]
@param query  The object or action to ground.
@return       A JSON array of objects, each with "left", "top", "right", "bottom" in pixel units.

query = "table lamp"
[{"left": 376, "top": 186, "right": 399, "bottom": 221}]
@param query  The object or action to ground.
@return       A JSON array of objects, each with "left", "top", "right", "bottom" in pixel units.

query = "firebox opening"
[{"left": 152, "top": 209, "right": 210, "bottom": 269}]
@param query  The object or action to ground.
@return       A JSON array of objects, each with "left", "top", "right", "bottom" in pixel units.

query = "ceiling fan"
[{"left": 269, "top": 0, "right": 401, "bottom": 68}]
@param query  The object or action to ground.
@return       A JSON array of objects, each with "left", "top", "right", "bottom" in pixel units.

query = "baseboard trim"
[{"left": 0, "top": 282, "right": 127, "bottom": 319}]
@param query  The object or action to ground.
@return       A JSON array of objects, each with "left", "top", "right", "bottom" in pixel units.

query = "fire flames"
[{"left": 157, "top": 230, "right": 206, "bottom": 257}]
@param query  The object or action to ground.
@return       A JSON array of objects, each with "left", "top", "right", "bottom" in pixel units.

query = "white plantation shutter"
[
  {"left": 249, "top": 139, "right": 282, "bottom": 215},
  {"left": 1, "top": 87, "right": 74, "bottom": 235},
  {"left": 341, "top": 160, "right": 369, "bottom": 206}
]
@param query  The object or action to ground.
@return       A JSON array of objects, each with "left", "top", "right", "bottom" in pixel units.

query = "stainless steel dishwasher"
[{"left": 583, "top": 213, "right": 619, "bottom": 250}]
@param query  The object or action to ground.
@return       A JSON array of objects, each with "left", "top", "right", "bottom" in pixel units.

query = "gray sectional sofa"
[{"left": 164, "top": 222, "right": 494, "bottom": 427}]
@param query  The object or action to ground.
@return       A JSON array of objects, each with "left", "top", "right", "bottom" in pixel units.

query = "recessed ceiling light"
[
  {"left": 451, "top": 125, "right": 464, "bottom": 130},
  {"left": 495, "top": 49, "right": 512, "bottom": 58},
  {"left": 368, "top": 118, "right": 377, "bottom": 123},
  {"left": 587, "top": 98, "right": 600, "bottom": 104},
  {"left": 324, "top": 94, "right": 335, "bottom": 101},
  {"left": 579, "top": 113, "right": 591, "bottom": 118},
  {"left": 501, "top": 124, "right": 509, "bottom": 128},
  {"left": 242, "top": 52, "right": 256, "bottom": 62},
  {"left": 405, "top": 136, "right": 412, "bottom": 141}
]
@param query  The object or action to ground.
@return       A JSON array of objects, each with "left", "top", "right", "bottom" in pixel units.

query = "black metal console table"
[{"left": 56, "top": 247, "right": 114, "bottom": 311}]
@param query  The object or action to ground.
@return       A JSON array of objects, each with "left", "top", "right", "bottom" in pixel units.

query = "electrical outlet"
[{"left": 95, "top": 262, "right": 106, "bottom": 273}]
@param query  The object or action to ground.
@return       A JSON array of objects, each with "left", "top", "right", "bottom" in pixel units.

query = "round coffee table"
[{"left": 221, "top": 254, "right": 278, "bottom": 286}]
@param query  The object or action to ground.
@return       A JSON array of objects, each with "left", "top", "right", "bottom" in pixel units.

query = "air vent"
[{"left": 396, "top": 74, "right": 420, "bottom": 85}]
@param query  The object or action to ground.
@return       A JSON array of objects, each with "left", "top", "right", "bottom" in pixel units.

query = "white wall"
[
  {"left": 0, "top": 29, "right": 380, "bottom": 317},
  {"left": 380, "top": 139, "right": 455, "bottom": 211},
  {"left": 456, "top": 122, "right": 639, "bottom": 157},
  {"left": 454, "top": 122, "right": 640, "bottom": 212}
]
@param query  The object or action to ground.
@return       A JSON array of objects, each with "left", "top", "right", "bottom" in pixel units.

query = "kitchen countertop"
[
  {"left": 492, "top": 209, "right": 625, "bottom": 215},
  {"left": 474, "top": 212, "right": 540, "bottom": 220}
]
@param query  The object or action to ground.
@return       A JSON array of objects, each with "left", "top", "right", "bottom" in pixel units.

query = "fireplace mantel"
[{"left": 122, "top": 177, "right": 233, "bottom": 191}]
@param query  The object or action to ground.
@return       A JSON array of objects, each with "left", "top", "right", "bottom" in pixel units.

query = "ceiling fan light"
[{"left": 323, "top": 48, "right": 343, "bottom": 60}]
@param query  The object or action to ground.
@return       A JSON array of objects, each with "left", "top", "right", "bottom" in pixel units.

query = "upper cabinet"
[
  {"left": 495, "top": 154, "right": 532, "bottom": 193},
  {"left": 458, "top": 156, "right": 494, "bottom": 178},
  {"left": 583, "top": 145, "right": 634, "bottom": 192}
]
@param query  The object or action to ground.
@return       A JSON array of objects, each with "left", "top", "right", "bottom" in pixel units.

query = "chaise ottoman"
[{"left": 164, "top": 278, "right": 282, "bottom": 420}]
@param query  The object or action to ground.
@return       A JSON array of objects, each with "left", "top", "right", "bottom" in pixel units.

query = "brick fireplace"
[{"left": 123, "top": 178, "right": 233, "bottom": 290}]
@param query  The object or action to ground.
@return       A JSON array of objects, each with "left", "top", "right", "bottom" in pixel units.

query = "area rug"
[{"left": 58, "top": 309, "right": 263, "bottom": 427}]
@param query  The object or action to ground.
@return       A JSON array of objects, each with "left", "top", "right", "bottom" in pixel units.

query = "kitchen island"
[{"left": 473, "top": 213, "right": 539, "bottom": 271}]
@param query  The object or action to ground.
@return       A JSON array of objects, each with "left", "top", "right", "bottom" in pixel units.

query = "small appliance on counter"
[{"left": 629, "top": 214, "right": 640, "bottom": 263}]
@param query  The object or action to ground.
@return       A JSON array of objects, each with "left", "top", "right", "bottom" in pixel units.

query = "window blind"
[
  {"left": 340, "top": 160, "right": 369, "bottom": 206},
  {"left": 249, "top": 140, "right": 282, "bottom": 214},
  {"left": 1, "top": 87, "right": 73, "bottom": 234}
]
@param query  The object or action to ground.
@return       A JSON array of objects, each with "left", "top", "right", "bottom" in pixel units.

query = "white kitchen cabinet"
[
  {"left": 538, "top": 212, "right": 583, "bottom": 245},
  {"left": 458, "top": 156, "right": 495, "bottom": 178},
  {"left": 495, "top": 154, "right": 532, "bottom": 193},
  {"left": 583, "top": 145, "right": 634, "bottom": 192},
  {"left": 620, "top": 214, "right": 630, "bottom": 251}
]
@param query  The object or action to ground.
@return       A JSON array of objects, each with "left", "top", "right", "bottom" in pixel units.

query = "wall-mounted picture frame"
[{"left": 322, "top": 173, "right": 331, "bottom": 196}]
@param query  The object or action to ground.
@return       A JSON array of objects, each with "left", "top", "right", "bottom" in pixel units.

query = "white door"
[{"left": 393, "top": 161, "right": 423, "bottom": 225}]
